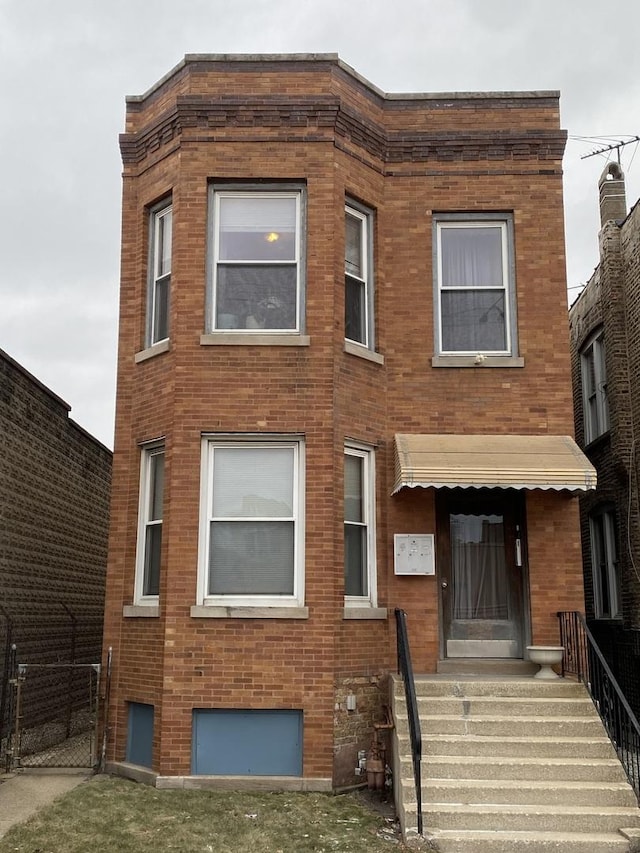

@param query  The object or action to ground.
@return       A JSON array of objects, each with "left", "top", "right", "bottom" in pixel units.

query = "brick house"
[
  {"left": 104, "top": 54, "right": 594, "bottom": 789},
  {"left": 0, "top": 348, "right": 112, "bottom": 736},
  {"left": 569, "top": 165, "right": 640, "bottom": 712}
]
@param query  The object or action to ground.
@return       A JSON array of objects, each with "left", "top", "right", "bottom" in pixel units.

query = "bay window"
[
  {"left": 147, "top": 202, "right": 172, "bottom": 346},
  {"left": 134, "top": 443, "right": 165, "bottom": 602},
  {"left": 198, "top": 437, "right": 305, "bottom": 607},
  {"left": 210, "top": 188, "right": 304, "bottom": 333},
  {"left": 344, "top": 443, "right": 376, "bottom": 605}
]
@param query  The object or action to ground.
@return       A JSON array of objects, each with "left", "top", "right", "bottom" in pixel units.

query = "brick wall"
[
  {"left": 0, "top": 349, "right": 112, "bottom": 735},
  {"left": 570, "top": 197, "right": 640, "bottom": 630},
  {"left": 105, "top": 55, "right": 583, "bottom": 787}
]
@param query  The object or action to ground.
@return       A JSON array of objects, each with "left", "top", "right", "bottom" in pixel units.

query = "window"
[
  {"left": 148, "top": 202, "right": 172, "bottom": 345},
  {"left": 198, "top": 438, "right": 304, "bottom": 607},
  {"left": 210, "top": 189, "right": 303, "bottom": 333},
  {"left": 589, "top": 508, "right": 620, "bottom": 619},
  {"left": 581, "top": 329, "right": 609, "bottom": 443},
  {"left": 345, "top": 203, "right": 374, "bottom": 348},
  {"left": 134, "top": 444, "right": 165, "bottom": 602},
  {"left": 434, "top": 214, "right": 516, "bottom": 356},
  {"left": 344, "top": 444, "right": 377, "bottom": 604}
]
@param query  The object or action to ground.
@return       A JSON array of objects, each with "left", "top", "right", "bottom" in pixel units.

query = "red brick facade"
[{"left": 104, "top": 55, "right": 584, "bottom": 788}]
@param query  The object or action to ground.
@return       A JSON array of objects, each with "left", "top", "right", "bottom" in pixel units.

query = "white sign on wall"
[{"left": 394, "top": 534, "right": 436, "bottom": 576}]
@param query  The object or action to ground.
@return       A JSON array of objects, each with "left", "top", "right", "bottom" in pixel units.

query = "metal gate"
[{"left": 7, "top": 662, "right": 100, "bottom": 769}]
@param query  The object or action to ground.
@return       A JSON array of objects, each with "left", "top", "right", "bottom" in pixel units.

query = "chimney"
[{"left": 599, "top": 162, "right": 627, "bottom": 226}]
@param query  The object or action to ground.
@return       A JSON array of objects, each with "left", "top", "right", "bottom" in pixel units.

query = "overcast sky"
[{"left": 1, "top": 0, "right": 639, "bottom": 449}]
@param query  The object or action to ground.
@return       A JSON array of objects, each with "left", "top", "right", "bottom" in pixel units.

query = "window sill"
[
  {"left": 344, "top": 341, "right": 384, "bottom": 365},
  {"left": 135, "top": 340, "right": 170, "bottom": 363},
  {"left": 190, "top": 605, "right": 309, "bottom": 619},
  {"left": 343, "top": 607, "right": 388, "bottom": 620},
  {"left": 431, "top": 355, "right": 525, "bottom": 368},
  {"left": 200, "top": 334, "right": 310, "bottom": 347},
  {"left": 123, "top": 605, "right": 160, "bottom": 618}
]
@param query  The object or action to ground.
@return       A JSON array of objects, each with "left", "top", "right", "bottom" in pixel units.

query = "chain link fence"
[{"left": 0, "top": 604, "right": 103, "bottom": 770}]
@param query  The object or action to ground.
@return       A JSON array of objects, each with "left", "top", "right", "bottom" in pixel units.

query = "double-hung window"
[
  {"left": 198, "top": 437, "right": 305, "bottom": 607},
  {"left": 589, "top": 508, "right": 620, "bottom": 619},
  {"left": 210, "top": 189, "right": 303, "bottom": 333},
  {"left": 434, "top": 214, "right": 516, "bottom": 357},
  {"left": 581, "top": 329, "right": 609, "bottom": 443},
  {"left": 345, "top": 203, "right": 374, "bottom": 348},
  {"left": 135, "top": 444, "right": 165, "bottom": 603},
  {"left": 148, "top": 202, "right": 172, "bottom": 345},
  {"left": 344, "top": 444, "right": 376, "bottom": 605}
]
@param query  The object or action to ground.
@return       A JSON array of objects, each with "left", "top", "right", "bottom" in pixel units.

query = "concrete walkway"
[{"left": 0, "top": 769, "right": 89, "bottom": 838}]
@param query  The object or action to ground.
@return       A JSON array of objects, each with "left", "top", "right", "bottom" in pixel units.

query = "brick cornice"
[{"left": 120, "top": 95, "right": 566, "bottom": 166}]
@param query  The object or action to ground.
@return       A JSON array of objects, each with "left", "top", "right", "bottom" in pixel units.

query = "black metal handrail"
[
  {"left": 394, "top": 608, "right": 423, "bottom": 836},
  {"left": 558, "top": 610, "right": 640, "bottom": 801}
]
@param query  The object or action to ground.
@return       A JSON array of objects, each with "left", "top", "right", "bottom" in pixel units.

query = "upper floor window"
[
  {"left": 210, "top": 188, "right": 304, "bottom": 333},
  {"left": 589, "top": 507, "right": 620, "bottom": 619},
  {"left": 345, "top": 203, "right": 374, "bottom": 348},
  {"left": 135, "top": 443, "right": 165, "bottom": 603},
  {"left": 344, "top": 443, "right": 377, "bottom": 606},
  {"left": 434, "top": 214, "right": 516, "bottom": 357},
  {"left": 197, "top": 437, "right": 305, "bottom": 608},
  {"left": 148, "top": 202, "right": 172, "bottom": 346},
  {"left": 581, "top": 328, "right": 609, "bottom": 444}
]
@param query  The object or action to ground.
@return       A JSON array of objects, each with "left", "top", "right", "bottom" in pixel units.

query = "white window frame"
[
  {"left": 134, "top": 442, "right": 165, "bottom": 605},
  {"left": 433, "top": 213, "right": 517, "bottom": 358},
  {"left": 589, "top": 508, "right": 620, "bottom": 619},
  {"left": 147, "top": 201, "right": 172, "bottom": 346},
  {"left": 581, "top": 328, "right": 609, "bottom": 444},
  {"left": 345, "top": 202, "right": 374, "bottom": 349},
  {"left": 209, "top": 187, "right": 304, "bottom": 334},
  {"left": 344, "top": 443, "right": 377, "bottom": 607},
  {"left": 197, "top": 436, "right": 305, "bottom": 608}
]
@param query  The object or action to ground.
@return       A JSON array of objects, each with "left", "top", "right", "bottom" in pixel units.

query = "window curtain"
[
  {"left": 440, "top": 225, "right": 506, "bottom": 352},
  {"left": 451, "top": 513, "right": 508, "bottom": 620},
  {"left": 209, "top": 447, "right": 295, "bottom": 595}
]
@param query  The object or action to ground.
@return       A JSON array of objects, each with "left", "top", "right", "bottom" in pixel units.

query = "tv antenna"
[{"left": 578, "top": 135, "right": 640, "bottom": 163}]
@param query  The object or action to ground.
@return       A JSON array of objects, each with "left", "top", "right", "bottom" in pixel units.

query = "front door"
[{"left": 437, "top": 490, "right": 525, "bottom": 658}]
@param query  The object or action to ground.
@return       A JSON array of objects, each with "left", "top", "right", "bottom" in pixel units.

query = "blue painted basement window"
[
  {"left": 126, "top": 702, "right": 154, "bottom": 768},
  {"left": 192, "top": 709, "right": 303, "bottom": 776}
]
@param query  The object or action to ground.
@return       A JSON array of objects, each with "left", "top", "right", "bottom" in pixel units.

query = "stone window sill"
[
  {"left": 344, "top": 341, "right": 384, "bottom": 365},
  {"left": 190, "top": 605, "right": 309, "bottom": 619},
  {"left": 123, "top": 605, "right": 160, "bottom": 618},
  {"left": 135, "top": 340, "right": 170, "bottom": 363},
  {"left": 342, "top": 607, "right": 388, "bottom": 620},
  {"left": 200, "top": 334, "right": 310, "bottom": 347},
  {"left": 431, "top": 355, "right": 524, "bottom": 368}
]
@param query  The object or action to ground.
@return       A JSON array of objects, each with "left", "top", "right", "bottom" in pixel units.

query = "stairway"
[{"left": 390, "top": 674, "right": 640, "bottom": 852}]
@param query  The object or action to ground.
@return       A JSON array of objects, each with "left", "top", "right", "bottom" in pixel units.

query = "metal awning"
[{"left": 393, "top": 433, "right": 597, "bottom": 493}]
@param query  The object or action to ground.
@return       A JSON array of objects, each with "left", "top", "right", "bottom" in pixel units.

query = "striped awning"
[{"left": 393, "top": 434, "right": 597, "bottom": 493}]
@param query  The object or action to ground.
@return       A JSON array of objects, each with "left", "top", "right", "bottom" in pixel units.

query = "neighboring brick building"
[
  {"left": 0, "top": 348, "right": 112, "bottom": 734},
  {"left": 569, "top": 164, "right": 640, "bottom": 711},
  {"left": 104, "top": 54, "right": 594, "bottom": 789}
]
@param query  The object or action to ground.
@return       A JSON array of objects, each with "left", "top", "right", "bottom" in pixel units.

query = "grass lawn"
[{"left": 0, "top": 776, "right": 413, "bottom": 852}]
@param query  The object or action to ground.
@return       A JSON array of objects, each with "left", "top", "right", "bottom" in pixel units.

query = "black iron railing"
[
  {"left": 394, "top": 608, "right": 423, "bottom": 836},
  {"left": 558, "top": 610, "right": 640, "bottom": 802}
]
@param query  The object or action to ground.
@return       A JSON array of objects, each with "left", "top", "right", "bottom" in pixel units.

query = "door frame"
[{"left": 436, "top": 488, "right": 530, "bottom": 660}]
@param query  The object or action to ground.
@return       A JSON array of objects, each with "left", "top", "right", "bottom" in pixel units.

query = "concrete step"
[
  {"left": 414, "top": 803, "right": 640, "bottom": 834},
  {"left": 396, "top": 695, "right": 598, "bottom": 717},
  {"left": 408, "top": 755, "right": 629, "bottom": 783},
  {"left": 416, "top": 734, "right": 616, "bottom": 759},
  {"left": 398, "top": 714, "right": 604, "bottom": 738},
  {"left": 423, "top": 828, "right": 631, "bottom": 852},
  {"left": 405, "top": 676, "right": 589, "bottom": 699},
  {"left": 436, "top": 658, "right": 538, "bottom": 677},
  {"left": 410, "top": 778, "right": 638, "bottom": 807},
  {"left": 391, "top": 675, "right": 640, "bottom": 847}
]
